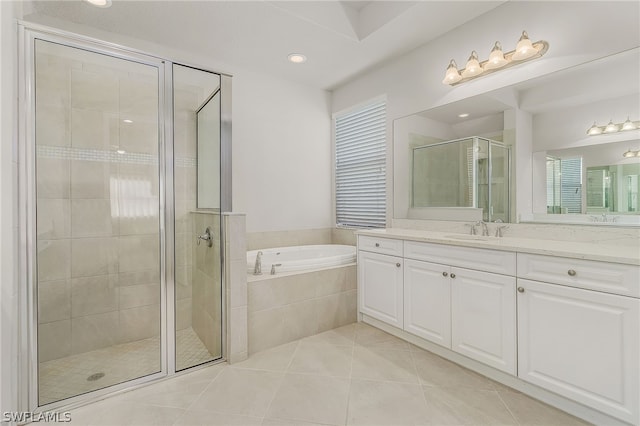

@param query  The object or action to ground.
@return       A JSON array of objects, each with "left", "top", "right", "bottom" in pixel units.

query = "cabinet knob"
[
  {"left": 375, "top": 243, "right": 380, "bottom": 247},
  {"left": 517, "top": 287, "right": 525, "bottom": 293},
  {"left": 396, "top": 263, "right": 401, "bottom": 268},
  {"left": 442, "top": 272, "right": 448, "bottom": 277},
  {"left": 567, "top": 269, "right": 576, "bottom": 277},
  {"left": 450, "top": 273, "right": 456, "bottom": 279}
]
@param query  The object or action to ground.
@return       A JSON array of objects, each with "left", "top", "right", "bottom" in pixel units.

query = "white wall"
[
  {"left": 1, "top": 1, "right": 22, "bottom": 419},
  {"left": 232, "top": 69, "right": 331, "bottom": 233},
  {"left": 331, "top": 1, "right": 640, "bottom": 223}
]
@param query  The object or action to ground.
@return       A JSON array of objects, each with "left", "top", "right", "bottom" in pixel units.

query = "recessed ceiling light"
[
  {"left": 123, "top": 119, "right": 133, "bottom": 124},
  {"left": 288, "top": 53, "right": 307, "bottom": 64},
  {"left": 83, "top": 0, "right": 112, "bottom": 7},
  {"left": 116, "top": 149, "right": 126, "bottom": 155},
  {"left": 458, "top": 113, "right": 470, "bottom": 118}
]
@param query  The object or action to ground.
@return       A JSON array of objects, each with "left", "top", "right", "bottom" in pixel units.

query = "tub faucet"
[
  {"left": 253, "top": 251, "right": 263, "bottom": 275},
  {"left": 270, "top": 264, "right": 282, "bottom": 275}
]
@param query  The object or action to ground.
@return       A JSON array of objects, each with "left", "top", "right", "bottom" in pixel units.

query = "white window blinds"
[{"left": 335, "top": 100, "right": 386, "bottom": 228}]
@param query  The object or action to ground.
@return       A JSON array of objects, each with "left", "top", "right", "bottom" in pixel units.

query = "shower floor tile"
[{"left": 39, "top": 327, "right": 214, "bottom": 406}]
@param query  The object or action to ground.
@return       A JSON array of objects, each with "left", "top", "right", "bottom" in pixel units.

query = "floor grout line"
[{"left": 260, "top": 340, "right": 300, "bottom": 423}]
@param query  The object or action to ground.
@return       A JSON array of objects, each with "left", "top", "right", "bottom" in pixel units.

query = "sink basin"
[{"left": 444, "top": 234, "right": 491, "bottom": 241}]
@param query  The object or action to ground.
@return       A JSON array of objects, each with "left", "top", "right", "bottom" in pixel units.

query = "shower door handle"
[{"left": 197, "top": 227, "right": 213, "bottom": 247}]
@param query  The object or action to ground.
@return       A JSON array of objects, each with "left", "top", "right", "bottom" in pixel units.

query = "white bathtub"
[{"left": 247, "top": 244, "right": 356, "bottom": 274}]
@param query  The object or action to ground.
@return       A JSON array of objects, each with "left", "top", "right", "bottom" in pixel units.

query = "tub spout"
[
  {"left": 270, "top": 263, "right": 282, "bottom": 275},
  {"left": 253, "top": 251, "right": 263, "bottom": 275}
]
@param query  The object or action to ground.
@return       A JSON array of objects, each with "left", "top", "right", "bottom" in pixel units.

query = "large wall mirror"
[{"left": 393, "top": 47, "right": 640, "bottom": 226}]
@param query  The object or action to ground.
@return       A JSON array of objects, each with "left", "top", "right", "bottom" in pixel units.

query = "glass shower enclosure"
[
  {"left": 412, "top": 136, "right": 511, "bottom": 222},
  {"left": 21, "top": 26, "right": 230, "bottom": 410}
]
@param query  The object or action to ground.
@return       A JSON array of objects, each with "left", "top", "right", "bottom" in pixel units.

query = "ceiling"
[{"left": 22, "top": 0, "right": 505, "bottom": 90}]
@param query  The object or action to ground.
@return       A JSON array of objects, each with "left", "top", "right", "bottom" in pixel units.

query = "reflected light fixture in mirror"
[
  {"left": 442, "top": 31, "right": 549, "bottom": 86},
  {"left": 586, "top": 117, "right": 638, "bottom": 135}
]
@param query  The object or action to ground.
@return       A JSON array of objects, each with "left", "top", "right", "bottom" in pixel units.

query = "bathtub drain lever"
[{"left": 270, "top": 264, "right": 282, "bottom": 275}]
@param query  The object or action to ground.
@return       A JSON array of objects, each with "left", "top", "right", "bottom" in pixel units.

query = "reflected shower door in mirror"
[
  {"left": 534, "top": 140, "right": 640, "bottom": 220},
  {"left": 393, "top": 94, "right": 513, "bottom": 222},
  {"left": 173, "top": 64, "right": 222, "bottom": 371},
  {"left": 411, "top": 137, "right": 510, "bottom": 222},
  {"left": 34, "top": 40, "right": 161, "bottom": 405}
]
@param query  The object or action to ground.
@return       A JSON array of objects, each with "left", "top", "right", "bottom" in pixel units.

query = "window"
[
  {"left": 335, "top": 99, "right": 386, "bottom": 228},
  {"left": 546, "top": 156, "right": 582, "bottom": 213}
]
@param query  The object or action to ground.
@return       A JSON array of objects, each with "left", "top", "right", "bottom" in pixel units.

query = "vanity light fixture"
[
  {"left": 587, "top": 118, "right": 639, "bottom": 135},
  {"left": 442, "top": 31, "right": 548, "bottom": 86},
  {"left": 287, "top": 53, "right": 307, "bottom": 64},
  {"left": 587, "top": 122, "right": 603, "bottom": 135},
  {"left": 484, "top": 42, "right": 508, "bottom": 70},
  {"left": 461, "top": 51, "right": 482, "bottom": 78},
  {"left": 622, "top": 149, "right": 640, "bottom": 158},
  {"left": 458, "top": 113, "right": 470, "bottom": 118},
  {"left": 622, "top": 117, "right": 636, "bottom": 131},
  {"left": 123, "top": 119, "right": 133, "bottom": 124},
  {"left": 83, "top": 0, "right": 112, "bottom": 8},
  {"left": 604, "top": 120, "right": 619, "bottom": 133}
]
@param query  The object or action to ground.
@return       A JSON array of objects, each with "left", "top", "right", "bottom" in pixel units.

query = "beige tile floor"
[
  {"left": 51, "top": 323, "right": 591, "bottom": 426},
  {"left": 40, "top": 327, "right": 215, "bottom": 405}
]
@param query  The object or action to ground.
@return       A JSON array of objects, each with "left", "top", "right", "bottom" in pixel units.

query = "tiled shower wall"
[
  {"left": 36, "top": 44, "right": 161, "bottom": 363},
  {"left": 191, "top": 212, "right": 222, "bottom": 356}
]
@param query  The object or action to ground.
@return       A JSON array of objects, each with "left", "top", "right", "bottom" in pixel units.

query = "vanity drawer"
[
  {"left": 404, "top": 241, "right": 516, "bottom": 276},
  {"left": 358, "top": 236, "right": 403, "bottom": 257},
  {"left": 517, "top": 254, "right": 639, "bottom": 298}
]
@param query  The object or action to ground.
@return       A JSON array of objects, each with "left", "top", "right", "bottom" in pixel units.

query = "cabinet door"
[
  {"left": 358, "top": 251, "right": 403, "bottom": 328},
  {"left": 404, "top": 259, "right": 451, "bottom": 347},
  {"left": 451, "top": 267, "right": 516, "bottom": 374},
  {"left": 518, "top": 279, "right": 639, "bottom": 424}
]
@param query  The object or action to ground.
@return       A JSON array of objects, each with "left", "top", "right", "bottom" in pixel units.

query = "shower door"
[
  {"left": 172, "top": 64, "right": 223, "bottom": 371},
  {"left": 32, "top": 38, "right": 165, "bottom": 406}
]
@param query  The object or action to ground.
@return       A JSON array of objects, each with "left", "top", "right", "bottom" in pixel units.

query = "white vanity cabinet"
[
  {"left": 450, "top": 267, "right": 516, "bottom": 374},
  {"left": 404, "top": 259, "right": 516, "bottom": 374},
  {"left": 402, "top": 241, "right": 516, "bottom": 374},
  {"left": 517, "top": 254, "right": 640, "bottom": 425},
  {"left": 358, "top": 236, "right": 517, "bottom": 374},
  {"left": 357, "top": 237, "right": 404, "bottom": 328},
  {"left": 403, "top": 259, "right": 451, "bottom": 347}
]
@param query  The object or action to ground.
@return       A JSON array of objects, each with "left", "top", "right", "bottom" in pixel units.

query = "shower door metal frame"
[
  {"left": 19, "top": 25, "right": 169, "bottom": 412},
  {"left": 18, "top": 22, "right": 232, "bottom": 414}
]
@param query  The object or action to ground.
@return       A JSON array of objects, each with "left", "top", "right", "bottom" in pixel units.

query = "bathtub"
[
  {"left": 246, "top": 244, "right": 356, "bottom": 274},
  {"left": 246, "top": 244, "right": 358, "bottom": 354}
]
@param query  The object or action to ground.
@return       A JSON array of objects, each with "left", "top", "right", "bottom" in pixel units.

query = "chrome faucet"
[
  {"left": 270, "top": 263, "right": 282, "bottom": 275},
  {"left": 476, "top": 221, "right": 489, "bottom": 236},
  {"left": 465, "top": 223, "right": 478, "bottom": 235},
  {"left": 495, "top": 225, "right": 509, "bottom": 237},
  {"left": 253, "top": 251, "right": 263, "bottom": 275}
]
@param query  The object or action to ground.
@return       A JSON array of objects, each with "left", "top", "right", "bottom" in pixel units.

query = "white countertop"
[{"left": 356, "top": 228, "right": 640, "bottom": 266}]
